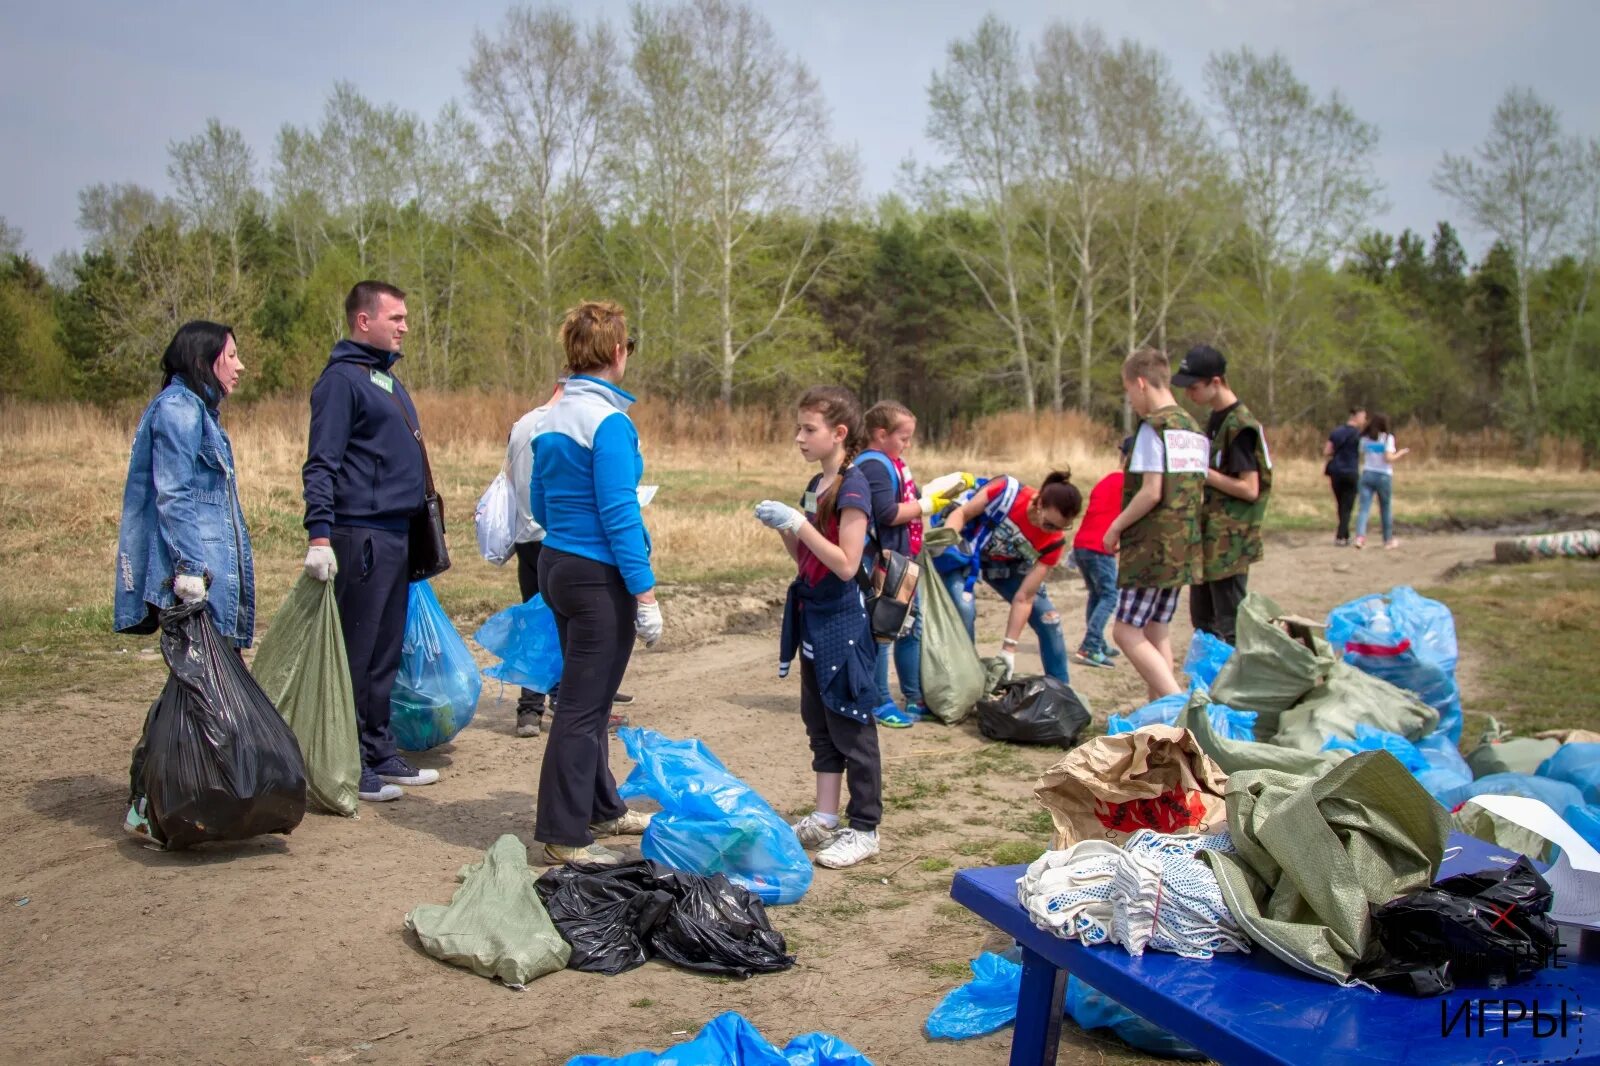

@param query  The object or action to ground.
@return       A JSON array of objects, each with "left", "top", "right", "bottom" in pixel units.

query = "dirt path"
[{"left": 0, "top": 530, "right": 1501, "bottom": 1065}]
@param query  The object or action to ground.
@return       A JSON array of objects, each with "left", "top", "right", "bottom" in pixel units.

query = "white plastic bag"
[{"left": 474, "top": 470, "right": 518, "bottom": 566}]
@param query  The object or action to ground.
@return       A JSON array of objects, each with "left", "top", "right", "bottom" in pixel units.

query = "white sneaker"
[
  {"left": 590, "top": 808, "right": 652, "bottom": 836},
  {"left": 817, "top": 828, "right": 880, "bottom": 869},
  {"left": 791, "top": 812, "right": 840, "bottom": 849}
]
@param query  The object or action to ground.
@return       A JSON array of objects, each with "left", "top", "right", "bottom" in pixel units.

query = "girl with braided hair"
[{"left": 754, "top": 385, "right": 885, "bottom": 869}]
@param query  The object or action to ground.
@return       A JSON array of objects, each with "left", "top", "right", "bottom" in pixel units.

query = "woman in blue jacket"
[
  {"left": 528, "top": 300, "right": 661, "bottom": 866},
  {"left": 114, "top": 320, "right": 252, "bottom": 844}
]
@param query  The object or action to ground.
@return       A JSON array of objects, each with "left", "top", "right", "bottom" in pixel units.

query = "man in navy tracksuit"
[{"left": 301, "top": 280, "right": 441, "bottom": 802}]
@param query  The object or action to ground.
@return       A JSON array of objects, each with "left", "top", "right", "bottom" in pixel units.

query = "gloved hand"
[
  {"left": 173, "top": 575, "right": 206, "bottom": 604},
  {"left": 919, "top": 471, "right": 975, "bottom": 515},
  {"left": 635, "top": 600, "right": 663, "bottom": 647},
  {"left": 999, "top": 645, "right": 1016, "bottom": 680},
  {"left": 304, "top": 544, "right": 338, "bottom": 582},
  {"left": 754, "top": 499, "right": 805, "bottom": 534}
]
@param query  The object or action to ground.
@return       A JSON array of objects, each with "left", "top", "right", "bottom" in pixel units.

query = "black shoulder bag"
[
  {"left": 384, "top": 389, "right": 451, "bottom": 582},
  {"left": 853, "top": 480, "right": 920, "bottom": 644}
]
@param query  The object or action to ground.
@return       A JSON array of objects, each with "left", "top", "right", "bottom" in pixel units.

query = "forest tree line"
[{"left": 1, "top": 3, "right": 1598, "bottom": 453}]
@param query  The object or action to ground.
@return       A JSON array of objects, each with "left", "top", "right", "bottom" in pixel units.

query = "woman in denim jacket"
[{"left": 114, "top": 321, "right": 254, "bottom": 648}]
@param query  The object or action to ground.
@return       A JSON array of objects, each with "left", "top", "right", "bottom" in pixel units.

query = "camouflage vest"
[
  {"left": 1202, "top": 402, "right": 1273, "bottom": 581},
  {"left": 1118, "top": 405, "right": 1206, "bottom": 590}
]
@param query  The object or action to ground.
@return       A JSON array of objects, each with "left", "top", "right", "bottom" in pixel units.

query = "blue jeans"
[
  {"left": 1356, "top": 471, "right": 1393, "bottom": 542},
  {"left": 873, "top": 589, "right": 923, "bottom": 707},
  {"left": 1072, "top": 548, "right": 1117, "bottom": 656},
  {"left": 941, "top": 567, "right": 1070, "bottom": 684}
]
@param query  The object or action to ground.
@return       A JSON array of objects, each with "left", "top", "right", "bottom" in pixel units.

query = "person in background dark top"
[
  {"left": 301, "top": 280, "right": 439, "bottom": 804},
  {"left": 1324, "top": 407, "right": 1367, "bottom": 546}
]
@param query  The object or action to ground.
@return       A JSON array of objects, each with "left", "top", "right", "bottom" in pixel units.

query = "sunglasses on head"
[{"left": 625, "top": 336, "right": 636, "bottom": 356}]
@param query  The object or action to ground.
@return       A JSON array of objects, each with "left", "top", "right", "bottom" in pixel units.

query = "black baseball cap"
[{"left": 1172, "top": 345, "right": 1226, "bottom": 386}]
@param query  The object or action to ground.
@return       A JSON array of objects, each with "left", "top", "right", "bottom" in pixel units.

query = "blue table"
[{"left": 951, "top": 832, "right": 1600, "bottom": 1065}]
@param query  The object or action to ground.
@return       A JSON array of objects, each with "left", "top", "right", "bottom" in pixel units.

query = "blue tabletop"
[{"left": 952, "top": 832, "right": 1599, "bottom": 1066}]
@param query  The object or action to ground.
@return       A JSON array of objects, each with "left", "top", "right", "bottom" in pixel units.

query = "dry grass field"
[{"left": 1, "top": 393, "right": 1598, "bottom": 1065}]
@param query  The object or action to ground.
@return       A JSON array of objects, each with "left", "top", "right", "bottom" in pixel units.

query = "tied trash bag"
[
  {"left": 534, "top": 860, "right": 794, "bottom": 979},
  {"left": 391, "top": 580, "right": 482, "bottom": 751},
  {"left": 1182, "top": 631, "right": 1234, "bottom": 690},
  {"left": 250, "top": 575, "right": 362, "bottom": 815},
  {"left": 1210, "top": 593, "right": 1337, "bottom": 730},
  {"left": 1065, "top": 976, "right": 1205, "bottom": 1060},
  {"left": 1537, "top": 743, "right": 1600, "bottom": 805},
  {"left": 567, "top": 1011, "right": 874, "bottom": 1066},
  {"left": 1107, "top": 687, "right": 1256, "bottom": 743},
  {"left": 1360, "top": 856, "right": 1558, "bottom": 995},
  {"left": 473, "top": 469, "right": 520, "bottom": 566},
  {"left": 1035, "top": 726, "right": 1229, "bottom": 847},
  {"left": 617, "top": 729, "right": 812, "bottom": 905},
  {"left": 917, "top": 537, "right": 989, "bottom": 725},
  {"left": 472, "top": 594, "right": 562, "bottom": 693},
  {"left": 925, "top": 952, "right": 1022, "bottom": 1039},
  {"left": 404, "top": 834, "right": 569, "bottom": 986},
  {"left": 1328, "top": 587, "right": 1463, "bottom": 743},
  {"left": 977, "top": 676, "right": 1091, "bottom": 747},
  {"left": 129, "top": 600, "right": 307, "bottom": 849}
]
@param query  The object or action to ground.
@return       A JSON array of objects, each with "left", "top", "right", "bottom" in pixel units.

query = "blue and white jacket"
[{"left": 529, "top": 375, "right": 655, "bottom": 595}]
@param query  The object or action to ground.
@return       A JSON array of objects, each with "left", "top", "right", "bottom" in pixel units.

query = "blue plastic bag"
[
  {"left": 1413, "top": 731, "right": 1474, "bottom": 804},
  {"left": 1567, "top": 804, "right": 1600, "bottom": 852},
  {"left": 925, "top": 953, "right": 1022, "bottom": 1039},
  {"left": 1107, "top": 687, "right": 1256, "bottom": 742},
  {"left": 1065, "top": 976, "right": 1205, "bottom": 1059},
  {"left": 1182, "top": 632, "right": 1234, "bottom": 690},
  {"left": 1327, "top": 587, "right": 1462, "bottom": 741},
  {"left": 567, "top": 1011, "right": 874, "bottom": 1066},
  {"left": 617, "top": 728, "right": 813, "bottom": 905},
  {"left": 390, "top": 580, "right": 482, "bottom": 751},
  {"left": 473, "top": 594, "right": 562, "bottom": 692},
  {"left": 1322, "top": 723, "right": 1428, "bottom": 772},
  {"left": 1436, "top": 772, "right": 1586, "bottom": 814},
  {"left": 1537, "top": 743, "right": 1600, "bottom": 805}
]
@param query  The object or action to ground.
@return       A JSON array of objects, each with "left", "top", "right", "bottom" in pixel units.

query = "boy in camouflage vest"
[
  {"left": 1173, "top": 345, "right": 1272, "bottom": 646},
  {"left": 1102, "top": 348, "right": 1208, "bottom": 701}
]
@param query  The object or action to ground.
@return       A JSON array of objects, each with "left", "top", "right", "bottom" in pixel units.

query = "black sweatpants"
[
  {"left": 514, "top": 540, "right": 556, "bottom": 712},
  {"left": 1190, "top": 572, "right": 1249, "bottom": 647},
  {"left": 1330, "top": 474, "right": 1359, "bottom": 541},
  {"left": 330, "top": 525, "right": 409, "bottom": 768},
  {"left": 534, "top": 547, "right": 633, "bottom": 846},
  {"left": 798, "top": 657, "right": 883, "bottom": 833}
]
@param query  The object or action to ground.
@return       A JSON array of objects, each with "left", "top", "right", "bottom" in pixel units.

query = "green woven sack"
[
  {"left": 251, "top": 575, "right": 362, "bottom": 816},
  {"left": 918, "top": 541, "right": 988, "bottom": 725},
  {"left": 1210, "top": 592, "right": 1337, "bottom": 734},
  {"left": 1271, "top": 661, "right": 1439, "bottom": 752},
  {"left": 406, "top": 834, "right": 570, "bottom": 986}
]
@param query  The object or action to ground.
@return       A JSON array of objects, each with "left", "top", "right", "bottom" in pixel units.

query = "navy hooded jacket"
[{"left": 301, "top": 340, "right": 426, "bottom": 540}]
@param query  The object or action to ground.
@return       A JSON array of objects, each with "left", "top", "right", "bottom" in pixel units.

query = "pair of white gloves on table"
[{"left": 300, "top": 543, "right": 664, "bottom": 647}]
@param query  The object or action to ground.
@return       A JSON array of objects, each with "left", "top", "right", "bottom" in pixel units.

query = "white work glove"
[
  {"left": 304, "top": 544, "right": 338, "bottom": 582},
  {"left": 173, "top": 575, "right": 206, "bottom": 604},
  {"left": 754, "top": 499, "right": 805, "bottom": 534},
  {"left": 635, "top": 600, "right": 663, "bottom": 648},
  {"left": 999, "top": 646, "right": 1016, "bottom": 680}
]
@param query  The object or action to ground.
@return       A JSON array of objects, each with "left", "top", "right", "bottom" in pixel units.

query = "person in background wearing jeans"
[
  {"left": 301, "top": 281, "right": 440, "bottom": 804},
  {"left": 1069, "top": 440, "right": 1129, "bottom": 670},
  {"left": 1324, "top": 407, "right": 1367, "bottom": 546},
  {"left": 528, "top": 300, "right": 661, "bottom": 866},
  {"left": 503, "top": 381, "right": 636, "bottom": 739},
  {"left": 1355, "top": 412, "right": 1409, "bottom": 550}
]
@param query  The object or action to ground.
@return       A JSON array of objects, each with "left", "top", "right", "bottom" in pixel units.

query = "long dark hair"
[
  {"left": 1363, "top": 413, "right": 1390, "bottom": 440},
  {"left": 797, "top": 385, "right": 864, "bottom": 532},
  {"left": 1036, "top": 469, "right": 1083, "bottom": 524},
  {"left": 160, "top": 320, "right": 234, "bottom": 402}
]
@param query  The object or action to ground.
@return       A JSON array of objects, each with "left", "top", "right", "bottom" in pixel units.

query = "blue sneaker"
[
  {"left": 902, "top": 701, "right": 928, "bottom": 722},
  {"left": 873, "top": 701, "right": 914, "bottom": 729}
]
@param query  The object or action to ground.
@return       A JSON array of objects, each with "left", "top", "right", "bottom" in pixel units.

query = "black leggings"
[
  {"left": 798, "top": 657, "right": 883, "bottom": 833},
  {"left": 1330, "top": 474, "right": 1359, "bottom": 541},
  {"left": 514, "top": 540, "right": 555, "bottom": 710},
  {"left": 533, "top": 547, "right": 634, "bottom": 846}
]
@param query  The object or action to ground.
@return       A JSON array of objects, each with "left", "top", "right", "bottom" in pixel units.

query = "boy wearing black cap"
[{"left": 1172, "top": 344, "right": 1272, "bottom": 645}]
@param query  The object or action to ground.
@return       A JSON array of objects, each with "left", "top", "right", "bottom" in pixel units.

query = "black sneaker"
[
  {"left": 612, "top": 692, "right": 635, "bottom": 705},
  {"left": 373, "top": 755, "right": 440, "bottom": 786},
  {"left": 516, "top": 709, "right": 542, "bottom": 737}
]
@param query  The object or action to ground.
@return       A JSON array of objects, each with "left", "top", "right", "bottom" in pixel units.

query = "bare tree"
[
  {"left": 923, "top": 14, "right": 1037, "bottom": 411},
  {"left": 167, "top": 119, "right": 258, "bottom": 285},
  {"left": 1434, "top": 87, "right": 1583, "bottom": 421},
  {"left": 1206, "top": 47, "right": 1381, "bottom": 420},
  {"left": 271, "top": 124, "right": 330, "bottom": 279},
  {"left": 317, "top": 82, "right": 407, "bottom": 270}
]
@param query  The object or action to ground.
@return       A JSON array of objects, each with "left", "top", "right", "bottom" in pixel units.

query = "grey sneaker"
[
  {"left": 791, "top": 811, "right": 841, "bottom": 849},
  {"left": 543, "top": 841, "right": 626, "bottom": 866},
  {"left": 516, "top": 709, "right": 542, "bottom": 737},
  {"left": 817, "top": 828, "right": 880, "bottom": 869},
  {"left": 590, "top": 808, "right": 652, "bottom": 836}
]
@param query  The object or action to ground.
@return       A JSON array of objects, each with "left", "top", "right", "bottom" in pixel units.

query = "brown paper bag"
[{"left": 1033, "top": 725, "right": 1229, "bottom": 848}]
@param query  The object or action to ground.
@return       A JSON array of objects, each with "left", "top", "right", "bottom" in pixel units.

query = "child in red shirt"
[{"left": 1071, "top": 467, "right": 1124, "bottom": 669}]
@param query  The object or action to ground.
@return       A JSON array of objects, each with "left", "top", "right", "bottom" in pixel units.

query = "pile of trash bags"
[{"left": 391, "top": 580, "right": 482, "bottom": 751}]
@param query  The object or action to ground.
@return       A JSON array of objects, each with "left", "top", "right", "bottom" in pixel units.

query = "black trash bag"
[
  {"left": 1357, "top": 856, "right": 1558, "bottom": 996},
  {"left": 535, "top": 860, "right": 795, "bottom": 978},
  {"left": 976, "top": 676, "right": 1091, "bottom": 747},
  {"left": 128, "top": 600, "right": 308, "bottom": 850}
]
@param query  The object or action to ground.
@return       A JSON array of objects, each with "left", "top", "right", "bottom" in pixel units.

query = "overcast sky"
[{"left": 3, "top": 0, "right": 1597, "bottom": 264}]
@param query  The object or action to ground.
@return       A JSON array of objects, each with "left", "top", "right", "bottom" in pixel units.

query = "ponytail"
[{"left": 1037, "top": 468, "right": 1083, "bottom": 523}]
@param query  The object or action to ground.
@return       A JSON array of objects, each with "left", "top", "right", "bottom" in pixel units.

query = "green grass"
[
  {"left": 1424, "top": 559, "right": 1600, "bottom": 736},
  {"left": 991, "top": 840, "right": 1047, "bottom": 866},
  {"left": 927, "top": 960, "right": 971, "bottom": 981},
  {"left": 917, "top": 856, "right": 953, "bottom": 873},
  {"left": 1010, "top": 809, "right": 1054, "bottom": 836}
]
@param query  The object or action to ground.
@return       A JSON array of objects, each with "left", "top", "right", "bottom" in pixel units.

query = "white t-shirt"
[
  {"left": 1361, "top": 433, "right": 1395, "bottom": 476},
  {"left": 1127, "top": 422, "right": 1211, "bottom": 475}
]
